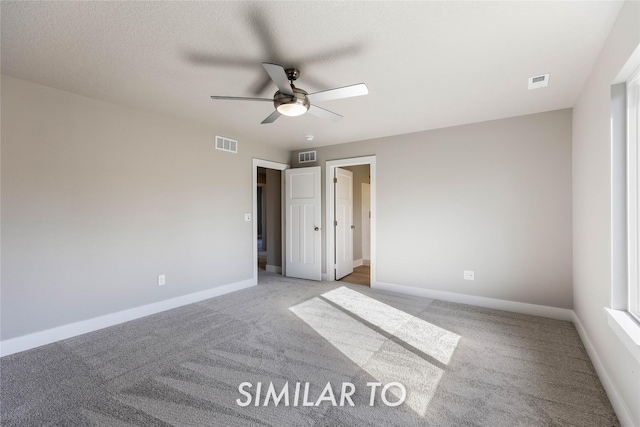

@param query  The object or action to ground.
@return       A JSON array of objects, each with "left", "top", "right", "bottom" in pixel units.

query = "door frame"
[
  {"left": 361, "top": 182, "right": 371, "bottom": 263},
  {"left": 253, "top": 158, "right": 289, "bottom": 284},
  {"left": 325, "top": 156, "right": 376, "bottom": 284}
]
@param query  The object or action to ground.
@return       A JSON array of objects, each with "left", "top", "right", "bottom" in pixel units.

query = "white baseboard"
[
  {"left": 572, "top": 312, "right": 634, "bottom": 427},
  {"left": 322, "top": 273, "right": 332, "bottom": 281},
  {"left": 371, "top": 280, "right": 573, "bottom": 321},
  {"left": 0, "top": 278, "right": 256, "bottom": 358},
  {"left": 363, "top": 259, "right": 370, "bottom": 266},
  {"left": 353, "top": 259, "right": 363, "bottom": 268},
  {"left": 2, "top": 274, "right": 633, "bottom": 425},
  {"left": 265, "top": 264, "right": 282, "bottom": 274}
]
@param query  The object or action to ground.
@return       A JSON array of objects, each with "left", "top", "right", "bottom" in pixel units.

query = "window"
[
  {"left": 608, "top": 58, "right": 640, "bottom": 360},
  {"left": 628, "top": 65, "right": 640, "bottom": 322}
]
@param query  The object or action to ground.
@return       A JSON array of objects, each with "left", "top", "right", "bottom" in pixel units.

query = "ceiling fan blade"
[
  {"left": 185, "top": 52, "right": 257, "bottom": 68},
  {"left": 262, "top": 63, "right": 294, "bottom": 96},
  {"left": 210, "top": 96, "right": 273, "bottom": 102},
  {"left": 308, "top": 105, "right": 342, "bottom": 122},
  {"left": 261, "top": 110, "right": 281, "bottom": 124},
  {"left": 250, "top": 75, "right": 274, "bottom": 96},
  {"left": 248, "top": 10, "right": 282, "bottom": 63},
  {"left": 302, "top": 43, "right": 364, "bottom": 65},
  {"left": 307, "top": 83, "right": 368, "bottom": 103}
]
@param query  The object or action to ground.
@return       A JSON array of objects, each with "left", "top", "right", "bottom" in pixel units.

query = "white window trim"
[
  {"left": 605, "top": 308, "right": 640, "bottom": 363},
  {"left": 609, "top": 50, "right": 640, "bottom": 360},
  {"left": 627, "top": 65, "right": 640, "bottom": 322}
]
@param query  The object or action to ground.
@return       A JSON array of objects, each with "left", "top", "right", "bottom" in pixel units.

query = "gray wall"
[
  {"left": 572, "top": 0, "right": 640, "bottom": 423},
  {"left": 1, "top": 75, "right": 289, "bottom": 340},
  {"left": 293, "top": 109, "right": 573, "bottom": 309}
]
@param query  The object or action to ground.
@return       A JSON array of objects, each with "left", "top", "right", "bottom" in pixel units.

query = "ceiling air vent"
[
  {"left": 528, "top": 74, "right": 550, "bottom": 90},
  {"left": 298, "top": 150, "right": 316, "bottom": 164},
  {"left": 215, "top": 136, "right": 238, "bottom": 153}
]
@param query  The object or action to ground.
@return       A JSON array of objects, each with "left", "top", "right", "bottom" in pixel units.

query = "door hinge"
[
  {"left": 333, "top": 177, "right": 337, "bottom": 183},
  {"left": 334, "top": 220, "right": 338, "bottom": 226},
  {"left": 334, "top": 264, "right": 337, "bottom": 269}
]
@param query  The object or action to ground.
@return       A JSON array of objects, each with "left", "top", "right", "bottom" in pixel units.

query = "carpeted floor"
[{"left": 0, "top": 272, "right": 618, "bottom": 426}]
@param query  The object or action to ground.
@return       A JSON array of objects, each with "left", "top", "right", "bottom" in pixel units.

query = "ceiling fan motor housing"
[
  {"left": 274, "top": 87, "right": 310, "bottom": 116},
  {"left": 285, "top": 68, "right": 300, "bottom": 81}
]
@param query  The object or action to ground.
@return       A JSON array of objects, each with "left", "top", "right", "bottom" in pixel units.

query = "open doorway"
[
  {"left": 252, "top": 159, "right": 289, "bottom": 284},
  {"left": 335, "top": 164, "right": 371, "bottom": 286},
  {"left": 256, "top": 168, "right": 267, "bottom": 270},
  {"left": 257, "top": 167, "right": 282, "bottom": 273},
  {"left": 326, "top": 156, "right": 376, "bottom": 287}
]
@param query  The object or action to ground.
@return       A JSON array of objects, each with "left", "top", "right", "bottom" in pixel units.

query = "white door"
[
  {"left": 335, "top": 168, "right": 353, "bottom": 280},
  {"left": 362, "top": 183, "right": 371, "bottom": 263},
  {"left": 285, "top": 167, "right": 322, "bottom": 281}
]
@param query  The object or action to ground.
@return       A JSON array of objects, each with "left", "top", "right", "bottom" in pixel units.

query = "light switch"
[{"left": 244, "top": 213, "right": 251, "bottom": 221}]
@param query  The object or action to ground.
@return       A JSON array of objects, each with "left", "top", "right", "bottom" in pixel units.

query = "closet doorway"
[{"left": 252, "top": 159, "right": 288, "bottom": 283}]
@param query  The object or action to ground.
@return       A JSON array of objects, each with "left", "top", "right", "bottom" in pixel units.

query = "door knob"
[
  {"left": 314, "top": 227, "right": 320, "bottom": 231},
  {"left": 351, "top": 225, "right": 355, "bottom": 229}
]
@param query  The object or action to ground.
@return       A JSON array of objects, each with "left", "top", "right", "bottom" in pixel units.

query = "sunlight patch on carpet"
[
  {"left": 321, "top": 287, "right": 460, "bottom": 365},
  {"left": 289, "top": 288, "right": 460, "bottom": 416}
]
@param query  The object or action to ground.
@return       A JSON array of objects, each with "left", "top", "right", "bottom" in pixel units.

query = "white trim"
[
  {"left": 627, "top": 65, "right": 640, "bottom": 321},
  {"left": 605, "top": 308, "right": 640, "bottom": 363},
  {"left": 252, "top": 159, "right": 289, "bottom": 284},
  {"left": 353, "top": 258, "right": 363, "bottom": 268},
  {"left": 265, "top": 264, "right": 282, "bottom": 274},
  {"left": 326, "top": 156, "right": 376, "bottom": 284},
  {"left": 363, "top": 259, "right": 370, "bottom": 266},
  {"left": 372, "top": 280, "right": 573, "bottom": 321},
  {"left": 611, "top": 81, "right": 629, "bottom": 311},
  {"left": 0, "top": 278, "right": 255, "bottom": 357},
  {"left": 321, "top": 273, "right": 331, "bottom": 281},
  {"left": 574, "top": 312, "right": 635, "bottom": 427},
  {"left": 253, "top": 158, "right": 290, "bottom": 171}
]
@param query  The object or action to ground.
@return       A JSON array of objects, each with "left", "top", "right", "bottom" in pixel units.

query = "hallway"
[{"left": 338, "top": 265, "right": 370, "bottom": 286}]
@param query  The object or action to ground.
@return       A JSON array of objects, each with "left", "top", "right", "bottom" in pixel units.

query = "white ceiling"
[{"left": 1, "top": 1, "right": 625, "bottom": 151}]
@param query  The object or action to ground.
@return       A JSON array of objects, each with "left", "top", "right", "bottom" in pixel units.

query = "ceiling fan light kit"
[
  {"left": 275, "top": 87, "right": 310, "bottom": 117},
  {"left": 210, "top": 62, "right": 368, "bottom": 124}
]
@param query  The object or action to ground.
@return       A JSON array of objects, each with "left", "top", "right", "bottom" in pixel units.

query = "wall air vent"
[
  {"left": 298, "top": 150, "right": 317, "bottom": 164},
  {"left": 528, "top": 74, "right": 550, "bottom": 90},
  {"left": 215, "top": 136, "right": 238, "bottom": 153}
]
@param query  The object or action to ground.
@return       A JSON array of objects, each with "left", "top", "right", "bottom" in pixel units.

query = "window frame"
[
  {"left": 608, "top": 54, "right": 640, "bottom": 364},
  {"left": 628, "top": 65, "right": 640, "bottom": 322}
]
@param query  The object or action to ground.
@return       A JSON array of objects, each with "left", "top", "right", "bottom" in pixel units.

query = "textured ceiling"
[{"left": 1, "top": 1, "right": 625, "bottom": 150}]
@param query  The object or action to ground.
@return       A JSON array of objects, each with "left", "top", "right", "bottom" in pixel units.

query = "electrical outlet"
[
  {"left": 463, "top": 270, "right": 475, "bottom": 281},
  {"left": 158, "top": 274, "right": 166, "bottom": 286},
  {"left": 244, "top": 213, "right": 251, "bottom": 221}
]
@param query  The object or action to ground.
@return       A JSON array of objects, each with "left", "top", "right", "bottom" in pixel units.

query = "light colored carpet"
[{"left": 0, "top": 272, "right": 618, "bottom": 426}]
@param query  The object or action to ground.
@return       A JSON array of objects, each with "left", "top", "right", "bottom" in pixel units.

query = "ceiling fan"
[{"left": 210, "top": 63, "right": 368, "bottom": 124}]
